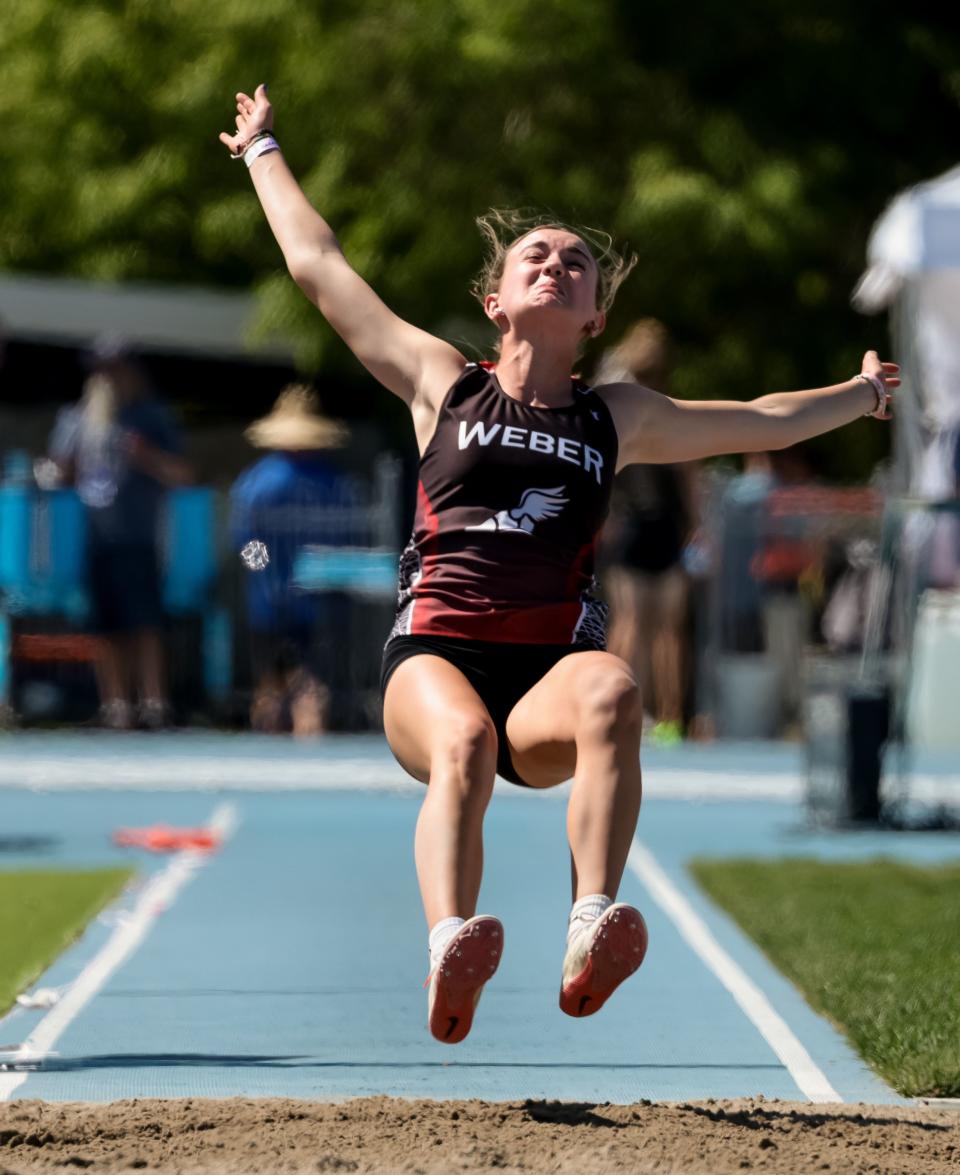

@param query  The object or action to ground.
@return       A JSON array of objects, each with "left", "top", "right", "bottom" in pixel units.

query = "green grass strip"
[
  {"left": 690, "top": 857, "right": 960, "bottom": 1098},
  {"left": 0, "top": 868, "right": 135, "bottom": 1017}
]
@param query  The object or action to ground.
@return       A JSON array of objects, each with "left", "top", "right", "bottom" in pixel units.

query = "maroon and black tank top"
[{"left": 389, "top": 362, "right": 619, "bottom": 646}]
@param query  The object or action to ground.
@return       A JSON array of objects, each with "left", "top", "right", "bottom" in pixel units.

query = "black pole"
[{"left": 845, "top": 686, "right": 890, "bottom": 823}]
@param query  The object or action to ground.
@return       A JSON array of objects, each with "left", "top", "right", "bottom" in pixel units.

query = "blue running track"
[{"left": 1, "top": 734, "right": 957, "bottom": 1105}]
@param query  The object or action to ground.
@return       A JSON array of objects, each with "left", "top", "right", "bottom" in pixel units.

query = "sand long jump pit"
[{"left": 1, "top": 1096, "right": 957, "bottom": 1173}]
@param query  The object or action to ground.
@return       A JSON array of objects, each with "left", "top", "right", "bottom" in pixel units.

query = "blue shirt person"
[{"left": 229, "top": 385, "right": 361, "bottom": 735}]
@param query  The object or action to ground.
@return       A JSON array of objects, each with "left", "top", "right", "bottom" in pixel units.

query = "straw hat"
[{"left": 245, "top": 384, "right": 349, "bottom": 450}]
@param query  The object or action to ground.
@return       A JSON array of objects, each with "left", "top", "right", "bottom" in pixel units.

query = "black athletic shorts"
[
  {"left": 381, "top": 635, "right": 596, "bottom": 786},
  {"left": 88, "top": 542, "right": 164, "bottom": 634}
]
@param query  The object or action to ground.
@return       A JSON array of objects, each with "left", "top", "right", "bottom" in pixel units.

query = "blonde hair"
[
  {"left": 79, "top": 373, "right": 117, "bottom": 437},
  {"left": 471, "top": 208, "right": 636, "bottom": 316}
]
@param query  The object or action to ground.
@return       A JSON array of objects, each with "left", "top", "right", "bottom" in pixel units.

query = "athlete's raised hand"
[
  {"left": 218, "top": 83, "right": 273, "bottom": 155},
  {"left": 219, "top": 80, "right": 466, "bottom": 421}
]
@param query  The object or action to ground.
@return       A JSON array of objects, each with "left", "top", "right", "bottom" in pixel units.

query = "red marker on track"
[{"left": 112, "top": 825, "right": 222, "bottom": 853}]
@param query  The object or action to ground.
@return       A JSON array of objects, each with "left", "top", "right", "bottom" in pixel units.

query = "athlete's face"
[{"left": 486, "top": 229, "right": 604, "bottom": 340}]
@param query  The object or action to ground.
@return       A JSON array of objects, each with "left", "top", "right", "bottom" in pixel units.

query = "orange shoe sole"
[
  {"left": 559, "top": 904, "right": 648, "bottom": 1018},
  {"left": 428, "top": 916, "right": 503, "bottom": 1044}
]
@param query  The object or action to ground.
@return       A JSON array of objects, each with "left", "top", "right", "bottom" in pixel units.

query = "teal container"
[{"left": 162, "top": 487, "right": 217, "bottom": 614}]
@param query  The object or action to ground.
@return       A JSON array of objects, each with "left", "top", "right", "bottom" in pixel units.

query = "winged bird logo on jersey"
[{"left": 466, "top": 486, "right": 568, "bottom": 534}]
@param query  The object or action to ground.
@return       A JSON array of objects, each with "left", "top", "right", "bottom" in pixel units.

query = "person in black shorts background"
[
  {"left": 49, "top": 337, "right": 192, "bottom": 730},
  {"left": 221, "top": 84, "right": 898, "bottom": 1044},
  {"left": 595, "top": 320, "right": 699, "bottom": 747}
]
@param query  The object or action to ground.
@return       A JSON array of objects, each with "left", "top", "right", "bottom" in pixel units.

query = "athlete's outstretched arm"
[
  {"left": 604, "top": 351, "right": 899, "bottom": 467},
  {"left": 220, "top": 85, "right": 466, "bottom": 407}
]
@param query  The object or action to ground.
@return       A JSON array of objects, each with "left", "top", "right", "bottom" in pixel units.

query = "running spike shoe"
[
  {"left": 559, "top": 903, "right": 648, "bottom": 1018},
  {"left": 426, "top": 915, "right": 503, "bottom": 1044}
]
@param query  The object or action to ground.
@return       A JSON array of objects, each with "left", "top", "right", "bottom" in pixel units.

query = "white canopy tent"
[
  {"left": 853, "top": 165, "right": 960, "bottom": 498},
  {"left": 854, "top": 167, "right": 960, "bottom": 754},
  {"left": 0, "top": 272, "right": 295, "bottom": 363}
]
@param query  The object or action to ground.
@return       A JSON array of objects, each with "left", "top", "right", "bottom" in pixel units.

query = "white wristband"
[
  {"left": 244, "top": 136, "right": 280, "bottom": 168},
  {"left": 856, "top": 372, "right": 887, "bottom": 417}
]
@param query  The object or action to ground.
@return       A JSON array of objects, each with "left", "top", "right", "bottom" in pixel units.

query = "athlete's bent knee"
[
  {"left": 576, "top": 666, "right": 642, "bottom": 741},
  {"left": 430, "top": 711, "right": 498, "bottom": 781}
]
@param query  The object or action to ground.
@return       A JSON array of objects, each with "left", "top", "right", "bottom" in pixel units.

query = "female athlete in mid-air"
[{"left": 221, "top": 85, "right": 897, "bottom": 1044}]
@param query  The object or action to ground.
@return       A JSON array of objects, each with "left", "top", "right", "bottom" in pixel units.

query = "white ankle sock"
[
  {"left": 567, "top": 894, "right": 613, "bottom": 946},
  {"left": 429, "top": 916, "right": 465, "bottom": 971}
]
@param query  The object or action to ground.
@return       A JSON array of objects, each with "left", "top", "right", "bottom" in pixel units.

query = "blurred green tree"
[{"left": 3, "top": 0, "right": 958, "bottom": 473}]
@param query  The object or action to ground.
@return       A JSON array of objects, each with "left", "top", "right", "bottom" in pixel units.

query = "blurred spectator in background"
[
  {"left": 821, "top": 536, "right": 885, "bottom": 653},
  {"left": 716, "top": 451, "right": 775, "bottom": 655},
  {"left": 594, "top": 320, "right": 699, "bottom": 746},
  {"left": 48, "top": 335, "right": 191, "bottom": 729},
  {"left": 747, "top": 447, "right": 820, "bottom": 726},
  {"left": 230, "top": 385, "right": 359, "bottom": 737}
]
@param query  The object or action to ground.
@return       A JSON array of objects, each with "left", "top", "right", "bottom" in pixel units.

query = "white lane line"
[
  {"left": 627, "top": 840, "right": 843, "bottom": 1104},
  {"left": 0, "top": 756, "right": 806, "bottom": 800},
  {"left": 0, "top": 803, "right": 237, "bottom": 1101},
  {"left": 5, "top": 758, "right": 959, "bottom": 805}
]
